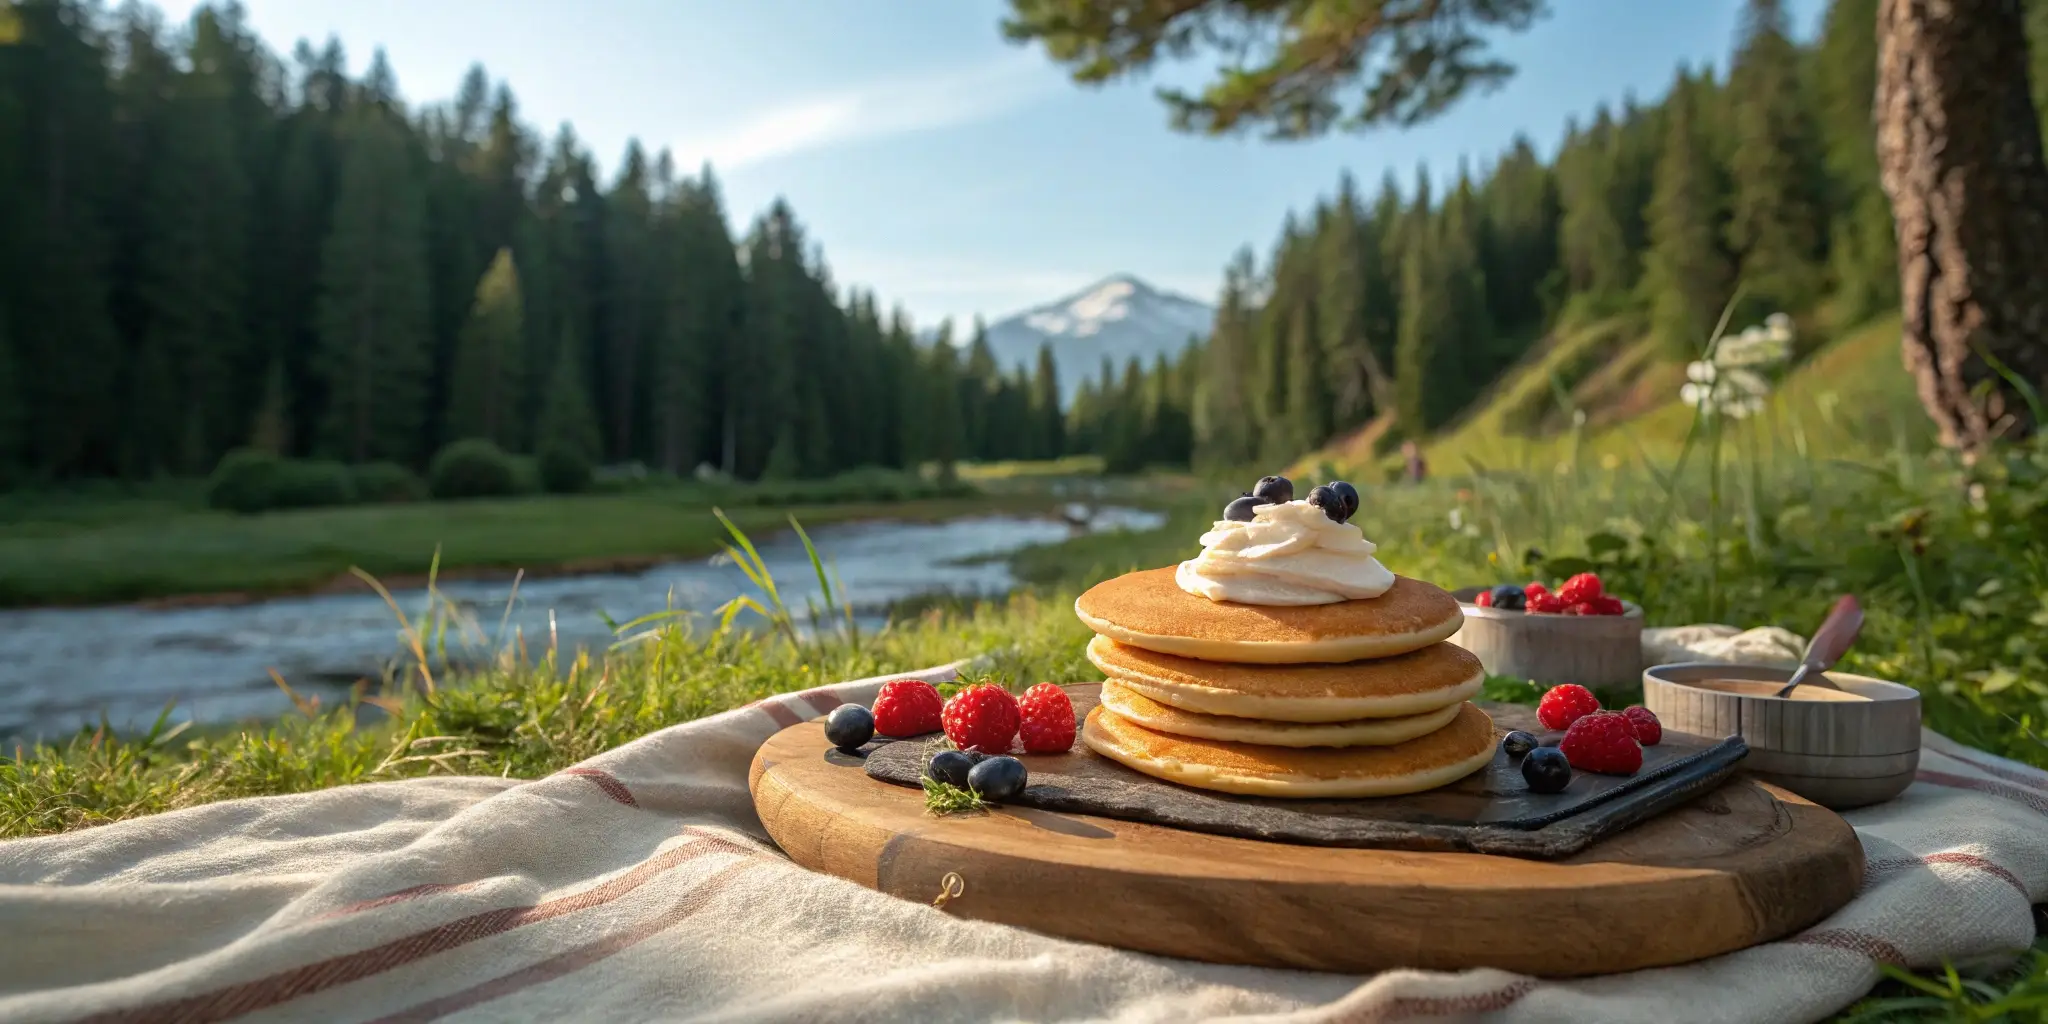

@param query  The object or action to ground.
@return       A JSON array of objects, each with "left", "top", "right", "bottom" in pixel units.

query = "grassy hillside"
[{"left": 1299, "top": 312, "right": 1928, "bottom": 482}]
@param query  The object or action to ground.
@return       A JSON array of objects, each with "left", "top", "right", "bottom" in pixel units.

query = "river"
[{"left": 0, "top": 506, "right": 1165, "bottom": 741}]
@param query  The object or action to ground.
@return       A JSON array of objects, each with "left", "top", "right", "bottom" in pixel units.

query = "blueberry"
[
  {"left": 1329, "top": 480, "right": 1360, "bottom": 520},
  {"left": 1252, "top": 475, "right": 1294, "bottom": 504},
  {"left": 1501, "top": 730, "right": 1538, "bottom": 759},
  {"left": 967, "top": 755, "right": 1028, "bottom": 802},
  {"left": 824, "top": 704, "right": 875, "bottom": 752},
  {"left": 1522, "top": 747, "right": 1572, "bottom": 794},
  {"left": 927, "top": 749, "right": 976, "bottom": 789},
  {"left": 1306, "top": 485, "right": 1350, "bottom": 524},
  {"left": 1223, "top": 495, "right": 1267, "bottom": 522},
  {"left": 1488, "top": 584, "right": 1528, "bottom": 611}
]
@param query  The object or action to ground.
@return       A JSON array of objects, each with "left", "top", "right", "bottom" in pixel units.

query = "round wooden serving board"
[{"left": 750, "top": 703, "right": 1865, "bottom": 978}]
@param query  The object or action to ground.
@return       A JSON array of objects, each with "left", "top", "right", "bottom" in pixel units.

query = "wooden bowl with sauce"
[
  {"left": 1450, "top": 586, "right": 1645, "bottom": 687},
  {"left": 1643, "top": 662, "right": 1922, "bottom": 810}
]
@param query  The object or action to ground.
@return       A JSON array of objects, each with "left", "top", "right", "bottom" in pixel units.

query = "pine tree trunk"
[{"left": 1875, "top": 0, "right": 2048, "bottom": 452}]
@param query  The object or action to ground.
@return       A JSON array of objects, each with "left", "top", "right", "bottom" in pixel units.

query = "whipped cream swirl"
[{"left": 1175, "top": 499, "right": 1395, "bottom": 605}]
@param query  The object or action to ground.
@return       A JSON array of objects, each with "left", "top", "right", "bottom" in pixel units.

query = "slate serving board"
[{"left": 860, "top": 685, "right": 1748, "bottom": 859}]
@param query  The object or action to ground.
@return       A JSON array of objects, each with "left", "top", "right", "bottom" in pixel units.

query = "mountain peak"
[{"left": 981, "top": 273, "right": 1215, "bottom": 403}]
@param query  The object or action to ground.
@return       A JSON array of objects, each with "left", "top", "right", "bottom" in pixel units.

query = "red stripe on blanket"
[
  {"left": 798, "top": 689, "right": 844, "bottom": 715},
  {"left": 758, "top": 699, "right": 802, "bottom": 729},
  {"left": 1931, "top": 749, "right": 2048, "bottom": 793},
  {"left": 1915, "top": 770, "right": 2048, "bottom": 816},
  {"left": 1328, "top": 978, "right": 1537, "bottom": 1022},
  {"left": 557, "top": 767, "right": 638, "bottom": 808},
  {"left": 1784, "top": 929, "right": 1907, "bottom": 965},
  {"left": 1859, "top": 853, "right": 2031, "bottom": 899},
  {"left": 364, "top": 860, "right": 761, "bottom": 1023},
  {"left": 317, "top": 883, "right": 484, "bottom": 922},
  {"left": 74, "top": 831, "right": 768, "bottom": 1024}
]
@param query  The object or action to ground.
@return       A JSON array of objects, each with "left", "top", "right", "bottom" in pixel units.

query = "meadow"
[{"left": 2, "top": 320, "right": 2044, "bottom": 1018}]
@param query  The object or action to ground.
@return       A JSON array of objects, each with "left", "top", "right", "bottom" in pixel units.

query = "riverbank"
[{"left": 0, "top": 487, "right": 1097, "bottom": 610}]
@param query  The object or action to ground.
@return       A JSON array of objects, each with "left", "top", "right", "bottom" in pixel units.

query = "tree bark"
[{"left": 1875, "top": 0, "right": 2048, "bottom": 452}]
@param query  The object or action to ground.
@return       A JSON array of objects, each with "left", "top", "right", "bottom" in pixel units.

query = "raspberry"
[
  {"left": 1557, "top": 572, "right": 1604, "bottom": 605},
  {"left": 1527, "top": 591, "right": 1566, "bottom": 614},
  {"left": 1523, "top": 581, "right": 1551, "bottom": 600},
  {"left": 1537, "top": 684, "right": 1602, "bottom": 731},
  {"left": 1589, "top": 595, "right": 1627, "bottom": 616},
  {"left": 1622, "top": 705, "right": 1662, "bottom": 745},
  {"left": 1559, "top": 711, "right": 1643, "bottom": 774},
  {"left": 1016, "top": 683, "right": 1077, "bottom": 753},
  {"left": 1474, "top": 589, "right": 1494, "bottom": 607},
  {"left": 871, "top": 679, "right": 944, "bottom": 737},
  {"left": 942, "top": 683, "right": 1020, "bottom": 754},
  {"left": 1564, "top": 602, "right": 1595, "bottom": 615}
]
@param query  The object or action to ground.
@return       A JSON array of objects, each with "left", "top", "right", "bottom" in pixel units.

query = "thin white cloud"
[{"left": 674, "top": 51, "right": 1056, "bottom": 171}]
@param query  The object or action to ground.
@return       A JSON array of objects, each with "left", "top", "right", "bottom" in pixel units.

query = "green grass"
[{"left": 0, "top": 482, "right": 1063, "bottom": 608}]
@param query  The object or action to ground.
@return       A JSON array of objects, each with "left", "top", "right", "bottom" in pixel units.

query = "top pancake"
[{"left": 1075, "top": 566, "right": 1463, "bottom": 663}]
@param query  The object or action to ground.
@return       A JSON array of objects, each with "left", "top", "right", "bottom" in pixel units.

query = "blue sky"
[{"left": 157, "top": 0, "right": 1825, "bottom": 328}]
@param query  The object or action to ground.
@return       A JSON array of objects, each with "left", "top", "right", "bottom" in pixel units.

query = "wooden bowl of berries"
[{"left": 1449, "top": 573, "right": 1644, "bottom": 687}]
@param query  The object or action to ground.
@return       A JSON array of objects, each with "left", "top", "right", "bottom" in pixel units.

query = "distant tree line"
[{"left": 0, "top": 0, "right": 1200, "bottom": 491}]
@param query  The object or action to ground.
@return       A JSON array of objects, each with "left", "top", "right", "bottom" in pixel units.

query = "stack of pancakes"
[{"left": 1074, "top": 567, "right": 1497, "bottom": 798}]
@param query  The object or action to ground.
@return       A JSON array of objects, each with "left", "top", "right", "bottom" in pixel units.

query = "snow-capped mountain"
[{"left": 981, "top": 274, "right": 1214, "bottom": 404}]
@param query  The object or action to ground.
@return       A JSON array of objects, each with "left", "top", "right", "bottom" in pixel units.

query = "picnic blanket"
[{"left": 0, "top": 644, "right": 2042, "bottom": 1023}]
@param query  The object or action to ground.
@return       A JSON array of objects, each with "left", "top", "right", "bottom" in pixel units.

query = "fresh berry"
[
  {"left": 823, "top": 704, "right": 875, "bottom": 752},
  {"left": 1523, "top": 581, "right": 1551, "bottom": 600},
  {"left": 1223, "top": 495, "right": 1265, "bottom": 522},
  {"left": 1016, "top": 683, "right": 1077, "bottom": 753},
  {"left": 1500, "top": 730, "right": 1539, "bottom": 759},
  {"left": 1564, "top": 602, "right": 1595, "bottom": 616},
  {"left": 1589, "top": 595, "right": 1627, "bottom": 616},
  {"left": 1522, "top": 747, "right": 1573, "bottom": 793},
  {"left": 1559, "top": 711, "right": 1644, "bottom": 775},
  {"left": 1329, "top": 481, "right": 1361, "bottom": 520},
  {"left": 1252, "top": 475, "right": 1294, "bottom": 504},
  {"left": 1474, "top": 589, "right": 1494, "bottom": 607},
  {"left": 1527, "top": 591, "right": 1566, "bottom": 614},
  {"left": 1306, "top": 485, "right": 1350, "bottom": 524},
  {"left": 967, "top": 755, "right": 1028, "bottom": 801},
  {"left": 1622, "top": 705, "right": 1663, "bottom": 745},
  {"left": 927, "top": 749, "right": 976, "bottom": 788},
  {"left": 1487, "top": 584, "right": 1527, "bottom": 610},
  {"left": 1557, "top": 572, "right": 1605, "bottom": 606},
  {"left": 1536, "top": 684, "right": 1602, "bottom": 731},
  {"left": 941, "top": 683, "right": 1020, "bottom": 754},
  {"left": 872, "top": 679, "right": 944, "bottom": 737}
]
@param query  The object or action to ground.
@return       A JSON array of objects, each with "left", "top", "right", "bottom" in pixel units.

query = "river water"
[{"left": 0, "top": 507, "right": 1165, "bottom": 741}]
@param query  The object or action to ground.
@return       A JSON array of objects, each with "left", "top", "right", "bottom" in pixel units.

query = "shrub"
[
  {"left": 428, "top": 439, "right": 526, "bottom": 500},
  {"left": 207, "top": 450, "right": 286, "bottom": 513},
  {"left": 207, "top": 450, "right": 357, "bottom": 513},
  {"left": 351, "top": 461, "right": 426, "bottom": 504},
  {"left": 272, "top": 459, "right": 357, "bottom": 510},
  {"left": 537, "top": 444, "right": 592, "bottom": 494}
]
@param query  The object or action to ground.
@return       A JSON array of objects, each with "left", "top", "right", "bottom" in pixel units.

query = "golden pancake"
[
  {"left": 1097, "top": 679, "right": 1462, "bottom": 747},
  {"left": 1087, "top": 634, "right": 1485, "bottom": 721},
  {"left": 1082, "top": 702, "right": 1497, "bottom": 798},
  {"left": 1074, "top": 567, "right": 1462, "bottom": 664}
]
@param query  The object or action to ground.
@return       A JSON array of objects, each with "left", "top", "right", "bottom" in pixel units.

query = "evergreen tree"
[
  {"left": 1642, "top": 70, "right": 1734, "bottom": 355},
  {"left": 536, "top": 328, "right": 602, "bottom": 462},
  {"left": 1814, "top": 0, "right": 1895, "bottom": 320},
  {"left": 447, "top": 247, "right": 526, "bottom": 448},
  {"left": 1030, "top": 342, "right": 1064, "bottom": 459},
  {"left": 313, "top": 105, "right": 434, "bottom": 464},
  {"left": 249, "top": 358, "right": 292, "bottom": 456},
  {"left": 1725, "top": 0, "right": 1827, "bottom": 311},
  {"left": 601, "top": 142, "right": 655, "bottom": 461}
]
